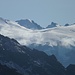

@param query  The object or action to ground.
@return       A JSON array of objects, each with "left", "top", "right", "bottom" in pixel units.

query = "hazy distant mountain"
[
  {"left": 0, "top": 17, "right": 8, "bottom": 24},
  {"left": 16, "top": 19, "right": 43, "bottom": 30},
  {"left": 64, "top": 23, "right": 69, "bottom": 26},
  {"left": 0, "top": 17, "right": 75, "bottom": 67},
  {"left": 46, "top": 22, "right": 61, "bottom": 28},
  {"left": 64, "top": 23, "right": 75, "bottom": 27}
]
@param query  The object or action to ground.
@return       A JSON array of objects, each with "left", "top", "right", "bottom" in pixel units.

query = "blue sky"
[{"left": 0, "top": 0, "right": 75, "bottom": 27}]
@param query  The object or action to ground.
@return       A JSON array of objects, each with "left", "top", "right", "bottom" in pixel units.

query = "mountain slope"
[
  {"left": 16, "top": 19, "right": 43, "bottom": 30},
  {"left": 66, "top": 64, "right": 75, "bottom": 75},
  {"left": 0, "top": 34, "right": 67, "bottom": 75},
  {"left": 0, "top": 63, "right": 22, "bottom": 75}
]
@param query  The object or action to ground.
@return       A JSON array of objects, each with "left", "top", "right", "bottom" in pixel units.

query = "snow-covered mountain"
[
  {"left": 46, "top": 22, "right": 61, "bottom": 28},
  {"left": 16, "top": 19, "right": 43, "bottom": 30},
  {"left": 64, "top": 23, "right": 69, "bottom": 26},
  {"left": 0, "top": 17, "right": 75, "bottom": 66}
]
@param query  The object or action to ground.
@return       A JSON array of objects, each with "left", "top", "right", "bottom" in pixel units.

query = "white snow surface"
[{"left": 0, "top": 18, "right": 75, "bottom": 66}]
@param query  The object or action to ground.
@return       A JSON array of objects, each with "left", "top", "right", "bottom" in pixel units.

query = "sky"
[{"left": 0, "top": 0, "right": 75, "bottom": 27}]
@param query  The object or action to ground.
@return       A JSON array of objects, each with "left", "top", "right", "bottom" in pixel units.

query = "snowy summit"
[{"left": 16, "top": 19, "right": 43, "bottom": 30}]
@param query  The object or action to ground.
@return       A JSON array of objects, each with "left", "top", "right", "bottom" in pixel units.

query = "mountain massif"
[
  {"left": 0, "top": 34, "right": 75, "bottom": 75},
  {"left": 16, "top": 19, "right": 43, "bottom": 30},
  {"left": 0, "top": 17, "right": 75, "bottom": 67}
]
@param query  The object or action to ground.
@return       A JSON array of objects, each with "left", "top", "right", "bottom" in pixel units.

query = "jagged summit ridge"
[
  {"left": 46, "top": 22, "right": 61, "bottom": 28},
  {"left": 16, "top": 19, "right": 43, "bottom": 30}
]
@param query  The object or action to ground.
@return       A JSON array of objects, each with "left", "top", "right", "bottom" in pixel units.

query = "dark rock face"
[
  {"left": 27, "top": 49, "right": 66, "bottom": 75},
  {"left": 0, "top": 63, "right": 22, "bottom": 75},
  {"left": 0, "top": 34, "right": 75, "bottom": 75},
  {"left": 66, "top": 64, "right": 75, "bottom": 75}
]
